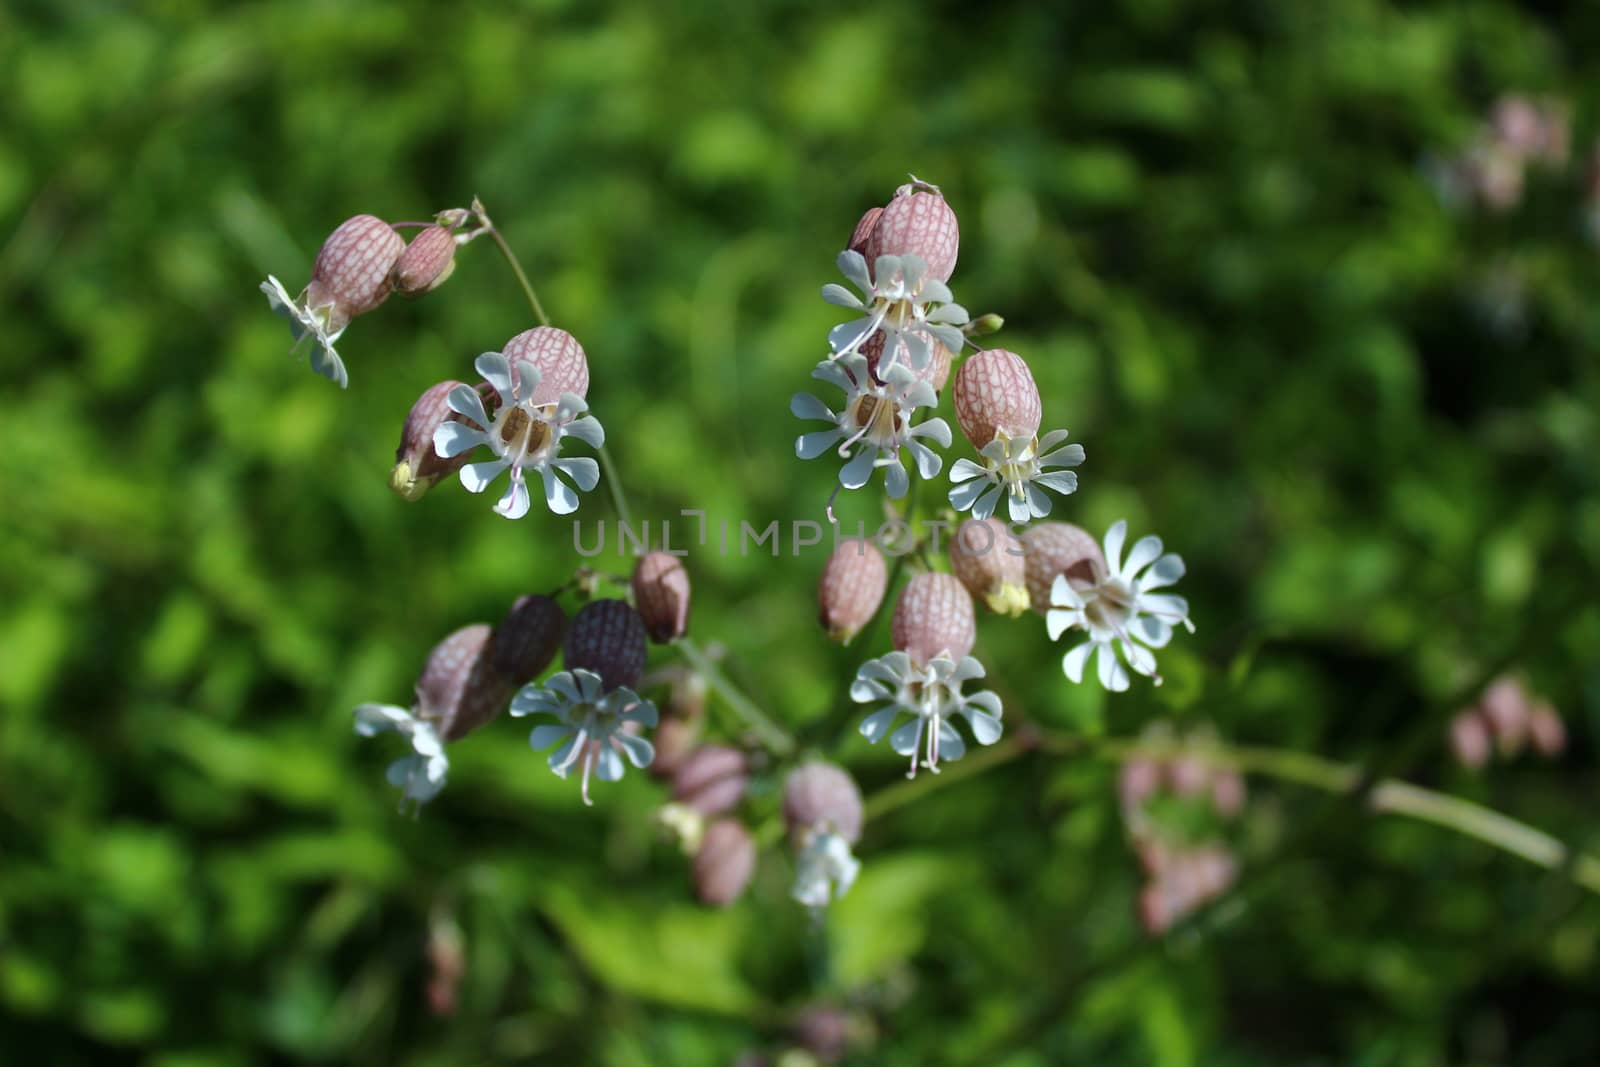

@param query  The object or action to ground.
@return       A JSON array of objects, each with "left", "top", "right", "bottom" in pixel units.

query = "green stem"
[
  {"left": 597, "top": 442, "right": 633, "bottom": 528},
  {"left": 478, "top": 202, "right": 552, "bottom": 329},
  {"left": 679, "top": 637, "right": 795, "bottom": 757}
]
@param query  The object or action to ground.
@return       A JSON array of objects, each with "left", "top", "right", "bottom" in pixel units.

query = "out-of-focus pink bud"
[
  {"left": 391, "top": 380, "right": 487, "bottom": 501},
  {"left": 672, "top": 744, "right": 749, "bottom": 816},
  {"left": 891, "top": 572, "right": 976, "bottom": 666},
  {"left": 782, "top": 762, "right": 864, "bottom": 845},
  {"left": 693, "top": 819, "right": 756, "bottom": 906},
  {"left": 631, "top": 552, "right": 691, "bottom": 643},
  {"left": 952, "top": 348, "right": 1042, "bottom": 450},
  {"left": 393, "top": 224, "right": 458, "bottom": 295},
  {"left": 864, "top": 182, "right": 960, "bottom": 283},
  {"left": 415, "top": 623, "right": 508, "bottom": 742},
  {"left": 649, "top": 716, "right": 700, "bottom": 779},
  {"left": 949, "top": 518, "right": 1029, "bottom": 617},
  {"left": 1449, "top": 710, "right": 1493, "bottom": 771},
  {"left": 564, "top": 600, "right": 648, "bottom": 692},
  {"left": 1528, "top": 702, "right": 1566, "bottom": 758},
  {"left": 306, "top": 214, "right": 405, "bottom": 328},
  {"left": 1211, "top": 769, "right": 1247, "bottom": 818},
  {"left": 818, "top": 540, "right": 888, "bottom": 643},
  {"left": 1480, "top": 677, "right": 1531, "bottom": 756},
  {"left": 1119, "top": 759, "right": 1162, "bottom": 813},
  {"left": 791, "top": 1004, "right": 853, "bottom": 1065},
  {"left": 493, "top": 595, "right": 566, "bottom": 684},
  {"left": 1167, "top": 755, "right": 1210, "bottom": 798},
  {"left": 1020, "top": 522, "right": 1107, "bottom": 613},
  {"left": 503, "top": 326, "right": 590, "bottom": 404}
]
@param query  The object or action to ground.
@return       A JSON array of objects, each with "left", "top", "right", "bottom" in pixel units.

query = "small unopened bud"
[
  {"left": 818, "top": 540, "right": 888, "bottom": 643},
  {"left": 1119, "top": 758, "right": 1162, "bottom": 813},
  {"left": 847, "top": 206, "right": 883, "bottom": 256},
  {"left": 1020, "top": 522, "right": 1107, "bottom": 613},
  {"left": 307, "top": 214, "right": 405, "bottom": 328},
  {"left": 415, "top": 623, "right": 508, "bottom": 742},
  {"left": 393, "top": 225, "right": 458, "bottom": 295},
  {"left": 392, "top": 380, "right": 494, "bottom": 501},
  {"left": 1479, "top": 677, "right": 1531, "bottom": 756},
  {"left": 1210, "top": 769, "right": 1247, "bottom": 818},
  {"left": 493, "top": 595, "right": 565, "bottom": 684},
  {"left": 864, "top": 182, "right": 960, "bottom": 283},
  {"left": 1528, "top": 701, "right": 1566, "bottom": 758},
  {"left": 693, "top": 819, "right": 756, "bottom": 906},
  {"left": 782, "top": 762, "right": 863, "bottom": 845},
  {"left": 949, "top": 518, "right": 1028, "bottom": 617},
  {"left": 891, "top": 572, "right": 976, "bottom": 666},
  {"left": 649, "top": 716, "right": 701, "bottom": 779},
  {"left": 503, "top": 326, "right": 590, "bottom": 404},
  {"left": 1450, "top": 710, "right": 1492, "bottom": 770},
  {"left": 952, "top": 348, "right": 1042, "bottom": 450},
  {"left": 964, "top": 312, "right": 1005, "bottom": 337},
  {"left": 671, "top": 744, "right": 749, "bottom": 816},
  {"left": 631, "top": 552, "right": 691, "bottom": 643},
  {"left": 564, "top": 600, "right": 648, "bottom": 691}
]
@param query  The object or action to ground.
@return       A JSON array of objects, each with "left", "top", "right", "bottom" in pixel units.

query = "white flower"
[
  {"left": 822, "top": 251, "right": 968, "bottom": 377},
  {"left": 1046, "top": 520, "right": 1194, "bottom": 691},
  {"left": 792, "top": 352, "right": 952, "bottom": 498},
  {"left": 792, "top": 830, "right": 861, "bottom": 909},
  {"left": 851, "top": 651, "right": 1004, "bottom": 778},
  {"left": 260, "top": 275, "right": 349, "bottom": 388},
  {"left": 511, "top": 668, "right": 657, "bottom": 805},
  {"left": 432, "top": 352, "right": 604, "bottom": 518},
  {"left": 948, "top": 428, "right": 1084, "bottom": 522},
  {"left": 353, "top": 703, "right": 450, "bottom": 807}
]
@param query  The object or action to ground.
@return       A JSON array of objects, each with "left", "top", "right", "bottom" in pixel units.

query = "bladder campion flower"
[
  {"left": 792, "top": 352, "right": 951, "bottom": 498},
  {"left": 822, "top": 251, "right": 968, "bottom": 375},
  {"left": 949, "top": 348, "right": 1083, "bottom": 522}
]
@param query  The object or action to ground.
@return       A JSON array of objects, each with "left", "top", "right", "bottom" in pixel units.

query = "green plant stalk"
[{"left": 678, "top": 637, "right": 796, "bottom": 757}]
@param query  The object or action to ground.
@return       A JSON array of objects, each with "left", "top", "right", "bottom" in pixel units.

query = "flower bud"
[
  {"left": 503, "top": 326, "right": 589, "bottom": 404},
  {"left": 1210, "top": 769, "right": 1247, "bottom": 818},
  {"left": 306, "top": 214, "right": 405, "bottom": 328},
  {"left": 1020, "top": 522, "right": 1106, "bottom": 613},
  {"left": 693, "top": 818, "right": 756, "bottom": 906},
  {"left": 1528, "top": 701, "right": 1566, "bottom": 758},
  {"left": 649, "top": 716, "right": 700, "bottom": 779},
  {"left": 1449, "top": 710, "right": 1492, "bottom": 770},
  {"left": 949, "top": 518, "right": 1028, "bottom": 617},
  {"left": 631, "top": 552, "right": 691, "bottom": 643},
  {"left": 782, "top": 762, "right": 863, "bottom": 845},
  {"left": 671, "top": 744, "right": 749, "bottom": 816},
  {"left": 415, "top": 623, "right": 509, "bottom": 742},
  {"left": 392, "top": 224, "right": 458, "bottom": 295},
  {"left": 1479, "top": 677, "right": 1530, "bottom": 756},
  {"left": 493, "top": 594, "right": 566, "bottom": 684},
  {"left": 965, "top": 312, "right": 1005, "bottom": 337},
  {"left": 1119, "top": 758, "right": 1162, "bottom": 813},
  {"left": 391, "top": 380, "right": 488, "bottom": 501},
  {"left": 563, "top": 600, "right": 648, "bottom": 691},
  {"left": 864, "top": 182, "right": 960, "bottom": 283},
  {"left": 847, "top": 206, "right": 883, "bottom": 256},
  {"left": 952, "top": 348, "right": 1041, "bottom": 449},
  {"left": 818, "top": 540, "right": 888, "bottom": 643},
  {"left": 863, "top": 330, "right": 952, "bottom": 391},
  {"left": 891, "top": 572, "right": 976, "bottom": 666}
]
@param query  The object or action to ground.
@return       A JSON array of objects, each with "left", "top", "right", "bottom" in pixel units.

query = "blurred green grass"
[{"left": 4, "top": 1, "right": 1600, "bottom": 1064}]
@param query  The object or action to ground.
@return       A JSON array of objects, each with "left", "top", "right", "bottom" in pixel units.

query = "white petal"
[
  {"left": 1121, "top": 638, "right": 1158, "bottom": 678},
  {"left": 528, "top": 723, "right": 572, "bottom": 750},
  {"left": 1062, "top": 641, "right": 1095, "bottom": 683},
  {"left": 964, "top": 708, "right": 1004, "bottom": 745},
  {"left": 353, "top": 703, "right": 413, "bottom": 736},
  {"left": 1122, "top": 535, "right": 1164, "bottom": 581},
  {"left": 475, "top": 352, "right": 514, "bottom": 403},
  {"left": 595, "top": 745, "right": 625, "bottom": 782},
  {"left": 1134, "top": 615, "right": 1173, "bottom": 649},
  {"left": 836, "top": 249, "right": 872, "bottom": 291},
  {"left": 542, "top": 465, "right": 580, "bottom": 515},
  {"left": 1033, "top": 470, "right": 1079, "bottom": 496},
  {"left": 797, "top": 429, "right": 844, "bottom": 460},
  {"left": 883, "top": 458, "right": 909, "bottom": 499},
  {"left": 839, "top": 448, "right": 877, "bottom": 489},
  {"left": 1104, "top": 520, "right": 1128, "bottom": 575},
  {"left": 889, "top": 718, "right": 924, "bottom": 756},
  {"left": 948, "top": 457, "right": 988, "bottom": 484},
  {"left": 828, "top": 318, "right": 879, "bottom": 355},
  {"left": 1096, "top": 643, "right": 1130, "bottom": 692},
  {"left": 971, "top": 483, "right": 1003, "bottom": 521},
  {"left": 459, "top": 459, "right": 508, "bottom": 494},
  {"left": 554, "top": 456, "right": 600, "bottom": 492},
  {"left": 1140, "top": 593, "right": 1190, "bottom": 624},
  {"left": 937, "top": 722, "right": 967, "bottom": 761},
  {"left": 494, "top": 474, "right": 532, "bottom": 520},
  {"left": 512, "top": 360, "right": 543, "bottom": 404},
  {"left": 1142, "top": 554, "right": 1186, "bottom": 590},
  {"left": 445, "top": 384, "right": 490, "bottom": 427},
  {"left": 821, "top": 283, "right": 865, "bottom": 309},
  {"left": 948, "top": 478, "right": 988, "bottom": 513},
  {"left": 563, "top": 415, "right": 605, "bottom": 449},
  {"left": 1041, "top": 442, "right": 1086, "bottom": 468},
  {"left": 433, "top": 421, "right": 488, "bottom": 459},
  {"left": 791, "top": 392, "right": 835, "bottom": 422},
  {"left": 905, "top": 439, "right": 943, "bottom": 481},
  {"left": 1045, "top": 608, "right": 1079, "bottom": 641},
  {"left": 859, "top": 706, "right": 900, "bottom": 743},
  {"left": 614, "top": 731, "right": 655, "bottom": 768},
  {"left": 309, "top": 344, "right": 349, "bottom": 389},
  {"left": 547, "top": 671, "right": 584, "bottom": 704},
  {"left": 811, "top": 358, "right": 858, "bottom": 392},
  {"left": 912, "top": 417, "right": 952, "bottom": 449}
]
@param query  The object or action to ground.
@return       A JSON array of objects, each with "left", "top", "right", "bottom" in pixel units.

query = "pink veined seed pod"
[
  {"left": 891, "top": 572, "right": 977, "bottom": 666},
  {"left": 493, "top": 594, "right": 566, "bottom": 685},
  {"left": 949, "top": 518, "right": 1029, "bottom": 617},
  {"left": 306, "top": 214, "right": 405, "bottom": 328},
  {"left": 1020, "top": 522, "right": 1107, "bottom": 613},
  {"left": 391, "top": 380, "right": 488, "bottom": 501},
  {"left": 693, "top": 819, "right": 756, "bottom": 907},
  {"left": 1449, "top": 710, "right": 1493, "bottom": 771},
  {"left": 671, "top": 744, "right": 749, "bottom": 816},
  {"left": 563, "top": 600, "right": 648, "bottom": 692},
  {"left": 864, "top": 183, "right": 960, "bottom": 283},
  {"left": 1527, "top": 701, "right": 1566, "bottom": 758},
  {"left": 631, "top": 552, "right": 691, "bottom": 643},
  {"left": 392, "top": 224, "right": 458, "bottom": 296},
  {"left": 782, "top": 762, "right": 864, "bottom": 845},
  {"left": 414, "top": 623, "right": 509, "bottom": 742},
  {"left": 952, "top": 348, "right": 1042, "bottom": 450},
  {"left": 862, "top": 331, "right": 953, "bottom": 392},
  {"left": 503, "top": 326, "right": 590, "bottom": 404},
  {"left": 818, "top": 540, "right": 888, "bottom": 643},
  {"left": 847, "top": 206, "right": 883, "bottom": 257}
]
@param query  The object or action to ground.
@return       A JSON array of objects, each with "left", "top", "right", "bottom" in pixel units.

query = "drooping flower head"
[
  {"left": 792, "top": 352, "right": 951, "bottom": 499},
  {"left": 822, "top": 252, "right": 968, "bottom": 377},
  {"left": 948, "top": 348, "right": 1084, "bottom": 522},
  {"left": 853, "top": 574, "right": 1002, "bottom": 778},
  {"left": 511, "top": 600, "right": 656, "bottom": 804},
  {"left": 261, "top": 214, "right": 405, "bottom": 388},
  {"left": 1020, "top": 522, "right": 1107, "bottom": 613},
  {"left": 1046, "top": 520, "right": 1193, "bottom": 691},
  {"left": 391, "top": 379, "right": 488, "bottom": 501},
  {"left": 949, "top": 518, "right": 1029, "bottom": 617},
  {"left": 432, "top": 327, "right": 604, "bottom": 518}
]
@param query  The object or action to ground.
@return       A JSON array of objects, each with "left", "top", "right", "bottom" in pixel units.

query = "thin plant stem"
[
  {"left": 478, "top": 203, "right": 552, "bottom": 329},
  {"left": 597, "top": 442, "right": 633, "bottom": 528},
  {"left": 679, "top": 636, "right": 796, "bottom": 757}
]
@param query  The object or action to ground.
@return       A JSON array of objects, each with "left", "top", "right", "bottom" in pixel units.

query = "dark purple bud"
[
  {"left": 493, "top": 595, "right": 566, "bottom": 684},
  {"left": 415, "top": 623, "right": 509, "bottom": 742},
  {"left": 563, "top": 600, "right": 648, "bottom": 691}
]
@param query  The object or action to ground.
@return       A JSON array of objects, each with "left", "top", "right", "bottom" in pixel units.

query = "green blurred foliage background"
[{"left": 3, "top": 0, "right": 1600, "bottom": 1063}]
